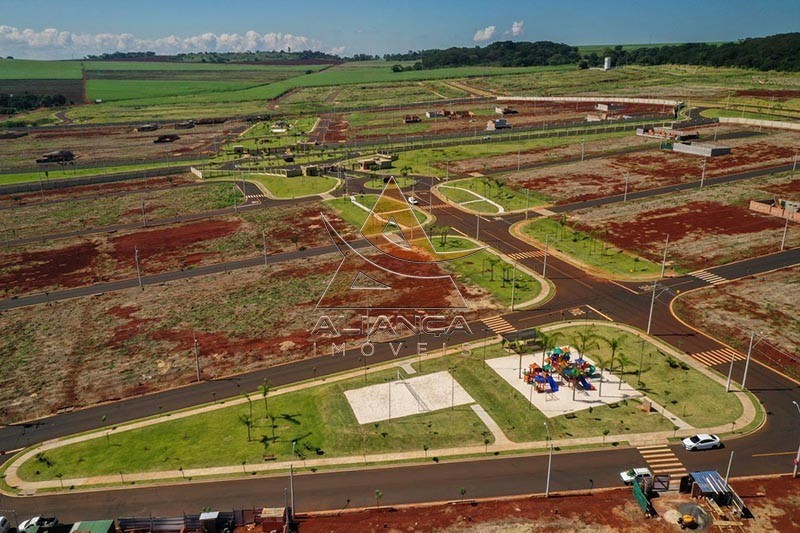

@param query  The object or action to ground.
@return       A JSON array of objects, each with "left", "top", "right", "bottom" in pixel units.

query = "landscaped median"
[
  {"left": 436, "top": 177, "right": 549, "bottom": 214},
  {"left": 1, "top": 321, "right": 761, "bottom": 494},
  {"left": 513, "top": 217, "right": 664, "bottom": 280}
]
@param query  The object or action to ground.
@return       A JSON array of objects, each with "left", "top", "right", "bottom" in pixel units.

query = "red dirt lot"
[
  {"left": 294, "top": 475, "right": 800, "bottom": 532},
  {"left": 594, "top": 201, "right": 785, "bottom": 252},
  {"left": 0, "top": 241, "right": 99, "bottom": 294},
  {"left": 0, "top": 174, "right": 197, "bottom": 208}
]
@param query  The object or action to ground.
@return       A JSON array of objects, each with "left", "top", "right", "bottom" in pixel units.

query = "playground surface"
[
  {"left": 344, "top": 370, "right": 475, "bottom": 424},
  {"left": 486, "top": 350, "right": 643, "bottom": 418}
]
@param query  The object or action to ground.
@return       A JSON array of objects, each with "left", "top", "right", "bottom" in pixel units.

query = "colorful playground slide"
[
  {"left": 546, "top": 374, "right": 559, "bottom": 392},
  {"left": 577, "top": 374, "right": 595, "bottom": 391}
]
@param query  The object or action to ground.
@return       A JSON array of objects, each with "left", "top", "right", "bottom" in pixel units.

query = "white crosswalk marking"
[
  {"left": 245, "top": 194, "right": 268, "bottom": 201},
  {"left": 482, "top": 315, "right": 516, "bottom": 334},
  {"left": 508, "top": 250, "right": 545, "bottom": 261},
  {"left": 690, "top": 347, "right": 744, "bottom": 367},
  {"left": 689, "top": 269, "right": 728, "bottom": 285},
  {"left": 637, "top": 445, "right": 687, "bottom": 483}
]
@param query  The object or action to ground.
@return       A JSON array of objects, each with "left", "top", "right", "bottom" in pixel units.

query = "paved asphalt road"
[{"left": 1, "top": 130, "right": 799, "bottom": 518}]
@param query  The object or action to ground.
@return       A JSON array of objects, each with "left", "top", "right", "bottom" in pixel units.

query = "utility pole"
[
  {"left": 517, "top": 149, "right": 521, "bottom": 172},
  {"left": 134, "top": 246, "right": 142, "bottom": 289},
  {"left": 543, "top": 234, "right": 550, "bottom": 279},
  {"left": 193, "top": 332, "right": 200, "bottom": 382},
  {"left": 725, "top": 450, "right": 734, "bottom": 485},
  {"left": 262, "top": 230, "right": 268, "bottom": 266},
  {"left": 660, "top": 234, "right": 670, "bottom": 278},
  {"left": 476, "top": 214, "right": 480, "bottom": 240},
  {"left": 580, "top": 138, "right": 585, "bottom": 161},
  {"left": 646, "top": 280, "right": 657, "bottom": 335},
  {"left": 726, "top": 349, "right": 736, "bottom": 392},
  {"left": 510, "top": 261, "right": 518, "bottom": 311},
  {"left": 792, "top": 401, "right": 800, "bottom": 478},
  {"left": 290, "top": 441, "right": 297, "bottom": 518},
  {"left": 623, "top": 172, "right": 629, "bottom": 202},
  {"left": 700, "top": 157, "right": 707, "bottom": 187},
  {"left": 544, "top": 422, "right": 553, "bottom": 498},
  {"left": 780, "top": 212, "right": 790, "bottom": 251},
  {"left": 525, "top": 188, "right": 530, "bottom": 220},
  {"left": 141, "top": 198, "right": 147, "bottom": 227},
  {"left": 741, "top": 331, "right": 756, "bottom": 390}
]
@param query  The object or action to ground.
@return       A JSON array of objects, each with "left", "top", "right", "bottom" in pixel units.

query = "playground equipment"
[
  {"left": 522, "top": 346, "right": 597, "bottom": 394},
  {"left": 524, "top": 346, "right": 596, "bottom": 392}
]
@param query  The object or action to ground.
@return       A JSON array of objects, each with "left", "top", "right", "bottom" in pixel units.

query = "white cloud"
[
  {"left": 507, "top": 20, "right": 524, "bottom": 37},
  {"left": 0, "top": 25, "right": 327, "bottom": 58},
  {"left": 473, "top": 25, "right": 496, "bottom": 43}
]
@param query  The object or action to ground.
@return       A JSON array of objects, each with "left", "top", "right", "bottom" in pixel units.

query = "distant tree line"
[
  {"left": 583, "top": 33, "right": 800, "bottom": 72},
  {"left": 0, "top": 93, "right": 68, "bottom": 114},
  {"left": 385, "top": 41, "right": 580, "bottom": 70},
  {"left": 387, "top": 33, "right": 800, "bottom": 73},
  {"left": 84, "top": 51, "right": 157, "bottom": 60},
  {"left": 172, "top": 50, "right": 340, "bottom": 63}
]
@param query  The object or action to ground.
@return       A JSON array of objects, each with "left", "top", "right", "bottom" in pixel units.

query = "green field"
[
  {"left": 0, "top": 59, "right": 83, "bottom": 79},
  {"left": 87, "top": 80, "right": 263, "bottom": 102},
  {"left": 0, "top": 160, "right": 206, "bottom": 186},
  {"left": 521, "top": 218, "right": 663, "bottom": 278},
  {"left": 84, "top": 61, "right": 327, "bottom": 72},
  {"left": 16, "top": 367, "right": 489, "bottom": 481}
]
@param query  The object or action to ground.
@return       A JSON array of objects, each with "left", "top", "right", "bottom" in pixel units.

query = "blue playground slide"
[
  {"left": 546, "top": 375, "right": 559, "bottom": 392},
  {"left": 578, "top": 374, "right": 594, "bottom": 391}
]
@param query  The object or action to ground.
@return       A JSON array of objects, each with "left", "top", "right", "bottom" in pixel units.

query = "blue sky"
[{"left": 1, "top": 0, "right": 798, "bottom": 59}]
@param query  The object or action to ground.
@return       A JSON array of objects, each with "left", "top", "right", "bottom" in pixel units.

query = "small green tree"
[
  {"left": 375, "top": 489, "right": 383, "bottom": 508},
  {"left": 259, "top": 379, "right": 271, "bottom": 417}
]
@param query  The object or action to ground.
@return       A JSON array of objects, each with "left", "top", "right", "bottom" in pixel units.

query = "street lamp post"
[
  {"left": 134, "top": 246, "right": 143, "bottom": 289},
  {"left": 724, "top": 450, "right": 735, "bottom": 485},
  {"left": 792, "top": 401, "right": 800, "bottom": 478},
  {"left": 780, "top": 212, "right": 790, "bottom": 251},
  {"left": 476, "top": 214, "right": 480, "bottom": 240},
  {"left": 660, "top": 234, "right": 670, "bottom": 278},
  {"left": 544, "top": 422, "right": 553, "bottom": 497},
  {"left": 542, "top": 234, "right": 550, "bottom": 278},
  {"left": 646, "top": 281, "right": 658, "bottom": 335},
  {"left": 741, "top": 331, "right": 757, "bottom": 391},
  {"left": 623, "top": 172, "right": 629, "bottom": 202},
  {"left": 262, "top": 230, "right": 268, "bottom": 266},
  {"left": 290, "top": 440, "right": 297, "bottom": 518},
  {"left": 700, "top": 157, "right": 707, "bottom": 188},
  {"left": 510, "top": 261, "right": 518, "bottom": 312},
  {"left": 193, "top": 332, "right": 200, "bottom": 382}
]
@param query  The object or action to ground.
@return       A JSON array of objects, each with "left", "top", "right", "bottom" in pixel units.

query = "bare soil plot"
[
  {"left": 674, "top": 266, "right": 800, "bottom": 378},
  {"left": 566, "top": 173, "right": 800, "bottom": 270},
  {"left": 0, "top": 254, "right": 338, "bottom": 422},
  {"left": 0, "top": 121, "right": 240, "bottom": 170},
  {"left": 448, "top": 132, "right": 657, "bottom": 176},
  {"left": 0, "top": 181, "right": 238, "bottom": 240},
  {"left": 294, "top": 474, "right": 800, "bottom": 532},
  {"left": 0, "top": 203, "right": 351, "bottom": 298},
  {"left": 514, "top": 128, "right": 800, "bottom": 205},
  {"left": 0, "top": 242, "right": 501, "bottom": 422},
  {"left": 0, "top": 173, "right": 197, "bottom": 208}
]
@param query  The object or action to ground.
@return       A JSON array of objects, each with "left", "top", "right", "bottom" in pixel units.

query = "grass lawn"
[
  {"left": 433, "top": 237, "right": 542, "bottom": 308},
  {"left": 699, "top": 108, "right": 791, "bottom": 121},
  {"left": 324, "top": 195, "right": 431, "bottom": 229},
  {"left": 86, "top": 80, "right": 263, "bottom": 103},
  {"left": 441, "top": 178, "right": 548, "bottom": 212},
  {"left": 0, "top": 59, "right": 83, "bottom": 79},
  {"left": 0, "top": 160, "right": 206, "bottom": 186},
  {"left": 521, "top": 218, "right": 662, "bottom": 277},
  {"left": 363, "top": 176, "right": 416, "bottom": 190},
  {"left": 243, "top": 174, "right": 337, "bottom": 198},
  {"left": 415, "top": 346, "right": 675, "bottom": 442},
  {"left": 16, "top": 367, "right": 489, "bottom": 481},
  {"left": 552, "top": 325, "right": 743, "bottom": 428}
]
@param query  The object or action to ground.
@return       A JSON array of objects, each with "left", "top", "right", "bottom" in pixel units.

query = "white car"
[
  {"left": 18, "top": 517, "right": 57, "bottom": 533},
  {"left": 682, "top": 433, "right": 722, "bottom": 451},
  {"left": 407, "top": 196, "right": 419, "bottom": 205},
  {"left": 620, "top": 467, "right": 652, "bottom": 484}
]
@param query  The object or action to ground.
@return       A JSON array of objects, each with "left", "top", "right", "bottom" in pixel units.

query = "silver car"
[{"left": 682, "top": 434, "right": 722, "bottom": 451}]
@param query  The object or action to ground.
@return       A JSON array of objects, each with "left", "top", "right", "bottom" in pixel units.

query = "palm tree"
[
  {"left": 259, "top": 379, "right": 271, "bottom": 418},
  {"left": 486, "top": 258, "right": 500, "bottom": 281},
  {"left": 239, "top": 413, "right": 253, "bottom": 442},
  {"left": 569, "top": 329, "right": 599, "bottom": 358},
  {"left": 601, "top": 335, "right": 624, "bottom": 375},
  {"left": 592, "top": 353, "right": 612, "bottom": 397},
  {"left": 537, "top": 330, "right": 561, "bottom": 365},
  {"left": 616, "top": 352, "right": 634, "bottom": 390}
]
